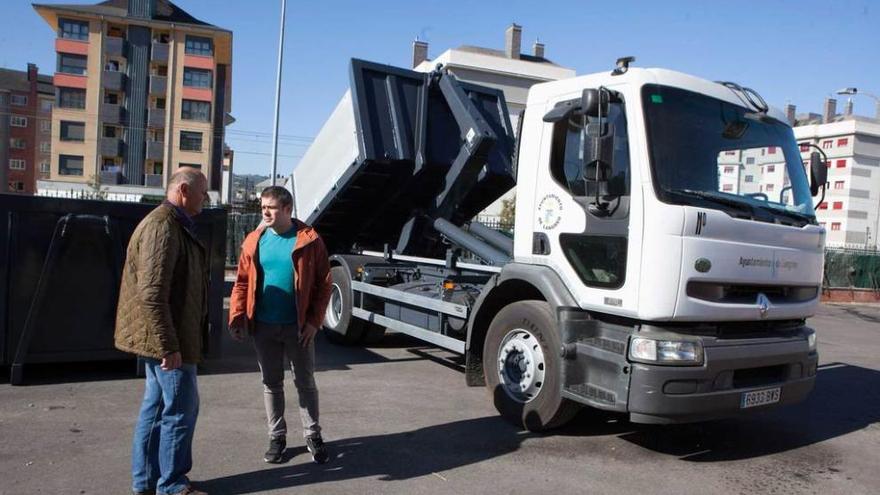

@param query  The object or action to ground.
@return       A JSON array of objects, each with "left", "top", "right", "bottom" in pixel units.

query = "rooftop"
[
  {"left": 0, "top": 67, "right": 54, "bottom": 94},
  {"left": 32, "top": 0, "right": 229, "bottom": 32}
]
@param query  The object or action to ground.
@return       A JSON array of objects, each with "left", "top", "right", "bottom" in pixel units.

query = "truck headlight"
[
  {"left": 630, "top": 337, "right": 704, "bottom": 365},
  {"left": 807, "top": 330, "right": 817, "bottom": 352}
]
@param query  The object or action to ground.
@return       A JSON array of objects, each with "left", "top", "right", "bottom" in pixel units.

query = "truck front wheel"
[{"left": 483, "top": 300, "right": 579, "bottom": 431}]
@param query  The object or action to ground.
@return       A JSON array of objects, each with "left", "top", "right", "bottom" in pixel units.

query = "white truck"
[{"left": 293, "top": 57, "right": 826, "bottom": 430}]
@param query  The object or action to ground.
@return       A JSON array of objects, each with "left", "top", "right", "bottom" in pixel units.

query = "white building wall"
[{"left": 795, "top": 119, "right": 880, "bottom": 248}]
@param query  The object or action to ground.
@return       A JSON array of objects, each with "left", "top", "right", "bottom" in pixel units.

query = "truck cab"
[{"left": 476, "top": 64, "right": 823, "bottom": 425}]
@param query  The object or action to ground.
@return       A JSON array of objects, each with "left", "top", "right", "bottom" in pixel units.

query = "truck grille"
[
  {"left": 687, "top": 282, "right": 818, "bottom": 304},
  {"left": 732, "top": 364, "right": 787, "bottom": 388}
]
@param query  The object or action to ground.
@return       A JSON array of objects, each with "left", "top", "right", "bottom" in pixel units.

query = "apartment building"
[
  {"left": 792, "top": 100, "right": 880, "bottom": 248},
  {"left": 0, "top": 64, "right": 55, "bottom": 194},
  {"left": 33, "top": 0, "right": 233, "bottom": 200},
  {"left": 411, "top": 24, "right": 576, "bottom": 220}
]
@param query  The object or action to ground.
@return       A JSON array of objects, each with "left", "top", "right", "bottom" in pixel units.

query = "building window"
[
  {"left": 818, "top": 202, "right": 828, "bottom": 210},
  {"left": 58, "top": 88, "right": 86, "bottom": 109},
  {"left": 40, "top": 99, "right": 53, "bottom": 112},
  {"left": 724, "top": 151, "right": 736, "bottom": 156},
  {"left": 767, "top": 146, "right": 776, "bottom": 154},
  {"left": 9, "top": 159, "right": 26, "bottom": 170},
  {"left": 183, "top": 68, "right": 212, "bottom": 88},
  {"left": 836, "top": 159, "right": 846, "bottom": 168},
  {"left": 59, "top": 154, "right": 84, "bottom": 176},
  {"left": 40, "top": 142, "right": 51, "bottom": 153},
  {"left": 10, "top": 95, "right": 27, "bottom": 106},
  {"left": 181, "top": 100, "right": 211, "bottom": 122},
  {"left": 10, "top": 138, "right": 26, "bottom": 149},
  {"left": 723, "top": 166, "right": 734, "bottom": 173},
  {"left": 744, "top": 175, "right": 754, "bottom": 183},
  {"left": 832, "top": 201, "right": 843, "bottom": 210},
  {"left": 799, "top": 143, "right": 810, "bottom": 152},
  {"left": 40, "top": 162, "right": 50, "bottom": 174},
  {"left": 102, "top": 158, "right": 119, "bottom": 172},
  {"left": 185, "top": 35, "right": 213, "bottom": 56},
  {"left": 180, "top": 162, "right": 202, "bottom": 169},
  {"left": 104, "top": 92, "right": 120, "bottom": 105},
  {"left": 837, "top": 138, "right": 849, "bottom": 147},
  {"left": 767, "top": 165, "right": 775, "bottom": 173},
  {"left": 10, "top": 182, "right": 25, "bottom": 192},
  {"left": 59, "top": 18, "right": 89, "bottom": 41},
  {"left": 155, "top": 97, "right": 166, "bottom": 109},
  {"left": 105, "top": 60, "right": 120, "bottom": 72},
  {"left": 10, "top": 116, "right": 27, "bottom": 127},
  {"left": 831, "top": 222, "right": 841, "bottom": 231},
  {"left": 60, "top": 121, "right": 86, "bottom": 142},
  {"left": 40, "top": 119, "right": 51, "bottom": 132},
  {"left": 834, "top": 181, "right": 845, "bottom": 190},
  {"left": 58, "top": 53, "right": 88, "bottom": 75},
  {"left": 766, "top": 183, "right": 775, "bottom": 192},
  {"left": 103, "top": 126, "right": 118, "bottom": 138},
  {"left": 822, "top": 140, "right": 833, "bottom": 149},
  {"left": 745, "top": 157, "right": 755, "bottom": 165},
  {"left": 180, "top": 131, "right": 203, "bottom": 152},
  {"left": 722, "top": 184, "right": 733, "bottom": 192}
]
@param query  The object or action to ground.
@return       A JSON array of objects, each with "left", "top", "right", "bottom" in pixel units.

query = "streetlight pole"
[
  {"left": 270, "top": 0, "right": 287, "bottom": 186},
  {"left": 836, "top": 87, "right": 880, "bottom": 120}
]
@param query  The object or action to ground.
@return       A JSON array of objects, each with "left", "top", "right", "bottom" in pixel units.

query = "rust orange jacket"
[{"left": 229, "top": 219, "right": 332, "bottom": 331}]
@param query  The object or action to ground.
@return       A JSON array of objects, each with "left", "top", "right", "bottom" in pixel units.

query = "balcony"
[
  {"left": 145, "top": 174, "right": 164, "bottom": 188},
  {"left": 100, "top": 171, "right": 125, "bottom": 185},
  {"left": 100, "top": 103, "right": 125, "bottom": 125},
  {"left": 151, "top": 42, "right": 169, "bottom": 63},
  {"left": 149, "top": 75, "right": 167, "bottom": 96},
  {"left": 148, "top": 108, "right": 165, "bottom": 128},
  {"left": 104, "top": 37, "right": 125, "bottom": 57},
  {"left": 102, "top": 70, "right": 126, "bottom": 91},
  {"left": 99, "top": 137, "right": 124, "bottom": 157},
  {"left": 146, "top": 140, "right": 165, "bottom": 160}
]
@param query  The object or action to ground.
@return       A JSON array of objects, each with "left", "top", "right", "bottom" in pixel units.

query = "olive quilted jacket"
[{"left": 114, "top": 204, "right": 208, "bottom": 364}]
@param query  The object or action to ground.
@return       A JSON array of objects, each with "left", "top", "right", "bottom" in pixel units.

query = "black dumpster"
[{"left": 0, "top": 194, "right": 227, "bottom": 384}]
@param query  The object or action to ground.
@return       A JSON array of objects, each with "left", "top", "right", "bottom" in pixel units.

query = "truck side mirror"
[
  {"left": 581, "top": 88, "right": 608, "bottom": 118},
  {"left": 809, "top": 151, "right": 827, "bottom": 196}
]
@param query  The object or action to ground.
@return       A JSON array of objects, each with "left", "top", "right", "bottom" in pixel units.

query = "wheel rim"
[
  {"left": 324, "top": 283, "right": 343, "bottom": 329},
  {"left": 497, "top": 328, "right": 546, "bottom": 403}
]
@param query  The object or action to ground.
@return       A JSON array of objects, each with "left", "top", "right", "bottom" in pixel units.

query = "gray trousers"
[{"left": 252, "top": 321, "right": 321, "bottom": 439}]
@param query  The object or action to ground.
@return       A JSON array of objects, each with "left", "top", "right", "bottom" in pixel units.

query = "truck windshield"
[{"left": 642, "top": 84, "right": 816, "bottom": 226}]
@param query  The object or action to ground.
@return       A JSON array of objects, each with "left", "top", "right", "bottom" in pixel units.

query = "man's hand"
[
  {"left": 161, "top": 351, "right": 182, "bottom": 371},
  {"left": 299, "top": 323, "right": 319, "bottom": 347},
  {"left": 229, "top": 315, "right": 247, "bottom": 342}
]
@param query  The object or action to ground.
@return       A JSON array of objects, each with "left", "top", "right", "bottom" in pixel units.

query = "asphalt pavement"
[{"left": 1, "top": 303, "right": 878, "bottom": 495}]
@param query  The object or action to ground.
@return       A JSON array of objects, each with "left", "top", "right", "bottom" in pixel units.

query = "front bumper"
[{"left": 626, "top": 336, "right": 818, "bottom": 424}]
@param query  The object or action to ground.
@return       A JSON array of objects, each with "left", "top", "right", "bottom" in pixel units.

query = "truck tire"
[
  {"left": 483, "top": 300, "right": 580, "bottom": 431},
  {"left": 323, "top": 266, "right": 367, "bottom": 345}
]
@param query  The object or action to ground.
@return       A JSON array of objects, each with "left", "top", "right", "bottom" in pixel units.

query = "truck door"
[{"left": 544, "top": 90, "right": 631, "bottom": 292}]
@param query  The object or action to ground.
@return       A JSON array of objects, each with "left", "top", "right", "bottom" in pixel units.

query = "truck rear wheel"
[
  {"left": 323, "top": 266, "right": 367, "bottom": 345},
  {"left": 483, "top": 300, "right": 580, "bottom": 431}
]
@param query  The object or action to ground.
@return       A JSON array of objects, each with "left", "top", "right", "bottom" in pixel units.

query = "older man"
[{"left": 115, "top": 167, "right": 210, "bottom": 495}]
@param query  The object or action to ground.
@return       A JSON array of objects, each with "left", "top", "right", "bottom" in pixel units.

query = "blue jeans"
[{"left": 131, "top": 358, "right": 200, "bottom": 495}]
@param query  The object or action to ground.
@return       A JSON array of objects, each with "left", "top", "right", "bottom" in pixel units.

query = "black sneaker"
[
  {"left": 264, "top": 436, "right": 286, "bottom": 464},
  {"left": 306, "top": 435, "right": 329, "bottom": 464}
]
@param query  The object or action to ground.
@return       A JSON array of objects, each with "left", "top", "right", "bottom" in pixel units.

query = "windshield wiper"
[
  {"left": 672, "top": 189, "right": 755, "bottom": 215},
  {"left": 752, "top": 203, "right": 813, "bottom": 225}
]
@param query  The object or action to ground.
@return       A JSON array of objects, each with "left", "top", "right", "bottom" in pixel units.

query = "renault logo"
[{"left": 757, "top": 293, "right": 771, "bottom": 319}]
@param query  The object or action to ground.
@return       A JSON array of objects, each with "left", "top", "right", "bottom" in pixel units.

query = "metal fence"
[
  {"left": 226, "top": 210, "right": 261, "bottom": 266},
  {"left": 824, "top": 247, "right": 880, "bottom": 290}
]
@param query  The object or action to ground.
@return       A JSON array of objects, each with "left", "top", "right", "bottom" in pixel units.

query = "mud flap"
[{"left": 558, "top": 307, "right": 632, "bottom": 413}]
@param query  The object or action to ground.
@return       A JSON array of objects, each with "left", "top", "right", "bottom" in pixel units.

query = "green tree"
[{"left": 499, "top": 193, "right": 516, "bottom": 227}]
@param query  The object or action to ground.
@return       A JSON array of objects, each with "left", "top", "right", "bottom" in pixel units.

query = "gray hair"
[{"left": 167, "top": 167, "right": 206, "bottom": 191}]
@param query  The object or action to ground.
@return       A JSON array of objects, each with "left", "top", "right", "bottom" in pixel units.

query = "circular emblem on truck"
[
  {"left": 537, "top": 194, "right": 563, "bottom": 230},
  {"left": 695, "top": 258, "right": 712, "bottom": 273}
]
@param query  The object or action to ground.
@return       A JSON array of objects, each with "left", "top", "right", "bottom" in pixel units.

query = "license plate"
[{"left": 741, "top": 387, "right": 781, "bottom": 409}]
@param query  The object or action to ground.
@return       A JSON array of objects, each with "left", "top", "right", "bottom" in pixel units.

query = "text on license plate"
[{"left": 741, "top": 387, "right": 781, "bottom": 409}]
